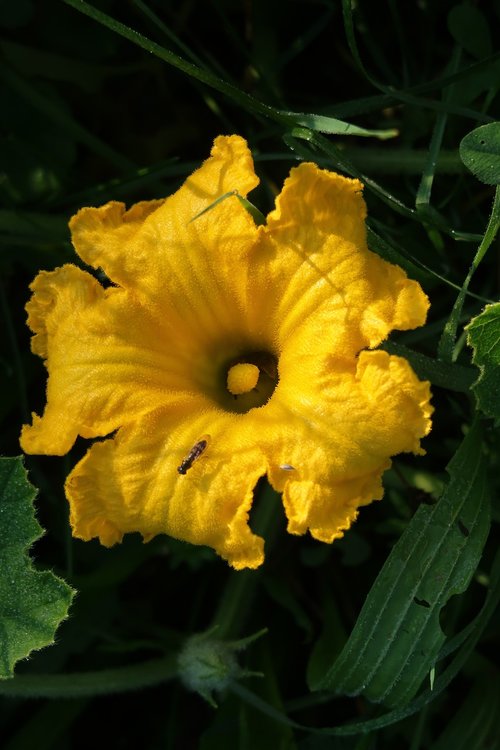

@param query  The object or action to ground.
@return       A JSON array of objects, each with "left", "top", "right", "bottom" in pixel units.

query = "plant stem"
[{"left": 0, "top": 654, "right": 177, "bottom": 699}]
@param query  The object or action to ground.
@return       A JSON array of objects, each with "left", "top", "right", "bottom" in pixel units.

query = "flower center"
[
  {"left": 226, "top": 363, "right": 260, "bottom": 395},
  {"left": 218, "top": 351, "right": 278, "bottom": 414}
]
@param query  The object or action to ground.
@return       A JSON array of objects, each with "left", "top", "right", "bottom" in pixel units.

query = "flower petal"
[
  {"left": 259, "top": 163, "right": 429, "bottom": 358},
  {"left": 264, "top": 350, "right": 432, "bottom": 540},
  {"left": 21, "top": 135, "right": 433, "bottom": 569},
  {"left": 66, "top": 408, "right": 268, "bottom": 570},
  {"left": 20, "top": 265, "right": 207, "bottom": 455},
  {"left": 283, "top": 470, "right": 386, "bottom": 541},
  {"left": 69, "top": 135, "right": 260, "bottom": 316}
]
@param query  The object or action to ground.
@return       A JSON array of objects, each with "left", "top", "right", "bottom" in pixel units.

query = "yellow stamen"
[{"left": 227, "top": 363, "right": 260, "bottom": 396}]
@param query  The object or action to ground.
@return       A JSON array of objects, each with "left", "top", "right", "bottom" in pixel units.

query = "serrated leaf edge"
[{"left": 0, "top": 456, "right": 75, "bottom": 679}]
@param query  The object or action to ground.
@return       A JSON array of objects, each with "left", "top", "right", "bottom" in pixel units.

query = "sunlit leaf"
[
  {"left": 466, "top": 302, "right": 500, "bottom": 421},
  {"left": 460, "top": 122, "right": 500, "bottom": 185},
  {"left": 289, "top": 112, "right": 398, "bottom": 139}
]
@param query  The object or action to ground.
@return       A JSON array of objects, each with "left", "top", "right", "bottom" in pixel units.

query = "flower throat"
[{"left": 220, "top": 351, "right": 278, "bottom": 414}]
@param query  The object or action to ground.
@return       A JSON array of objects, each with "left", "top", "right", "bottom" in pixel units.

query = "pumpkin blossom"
[{"left": 20, "top": 135, "right": 432, "bottom": 570}]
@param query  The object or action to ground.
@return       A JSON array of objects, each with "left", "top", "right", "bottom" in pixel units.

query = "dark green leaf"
[
  {"left": 460, "top": 122, "right": 500, "bottom": 185},
  {"left": 448, "top": 3, "right": 492, "bottom": 60},
  {"left": 310, "top": 421, "right": 490, "bottom": 707},
  {"left": 0, "top": 456, "right": 74, "bottom": 679},
  {"left": 466, "top": 302, "right": 500, "bottom": 421},
  {"left": 234, "top": 552, "right": 500, "bottom": 736}
]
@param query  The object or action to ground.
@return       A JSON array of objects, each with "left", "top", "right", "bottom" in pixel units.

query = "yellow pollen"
[{"left": 227, "top": 363, "right": 260, "bottom": 395}]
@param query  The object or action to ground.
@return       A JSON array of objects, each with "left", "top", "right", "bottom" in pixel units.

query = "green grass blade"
[
  {"left": 323, "top": 51, "right": 500, "bottom": 121},
  {"left": 438, "top": 185, "right": 500, "bottom": 361},
  {"left": 60, "top": 0, "right": 399, "bottom": 141},
  {"left": 415, "top": 47, "right": 461, "bottom": 211},
  {"left": 288, "top": 112, "right": 398, "bottom": 139},
  {"left": 60, "top": 0, "right": 289, "bottom": 124},
  {"left": 341, "top": 0, "right": 493, "bottom": 123}
]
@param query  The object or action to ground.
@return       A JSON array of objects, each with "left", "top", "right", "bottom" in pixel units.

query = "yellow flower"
[{"left": 20, "top": 135, "right": 432, "bottom": 570}]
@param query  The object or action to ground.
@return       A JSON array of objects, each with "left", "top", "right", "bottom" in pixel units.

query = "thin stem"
[
  {"left": 438, "top": 185, "right": 500, "bottom": 361},
  {"left": 416, "top": 47, "right": 461, "bottom": 210},
  {"left": 0, "top": 654, "right": 177, "bottom": 699}
]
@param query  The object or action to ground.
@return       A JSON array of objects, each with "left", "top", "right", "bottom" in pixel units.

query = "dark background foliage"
[{"left": 1, "top": 0, "right": 499, "bottom": 747}]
